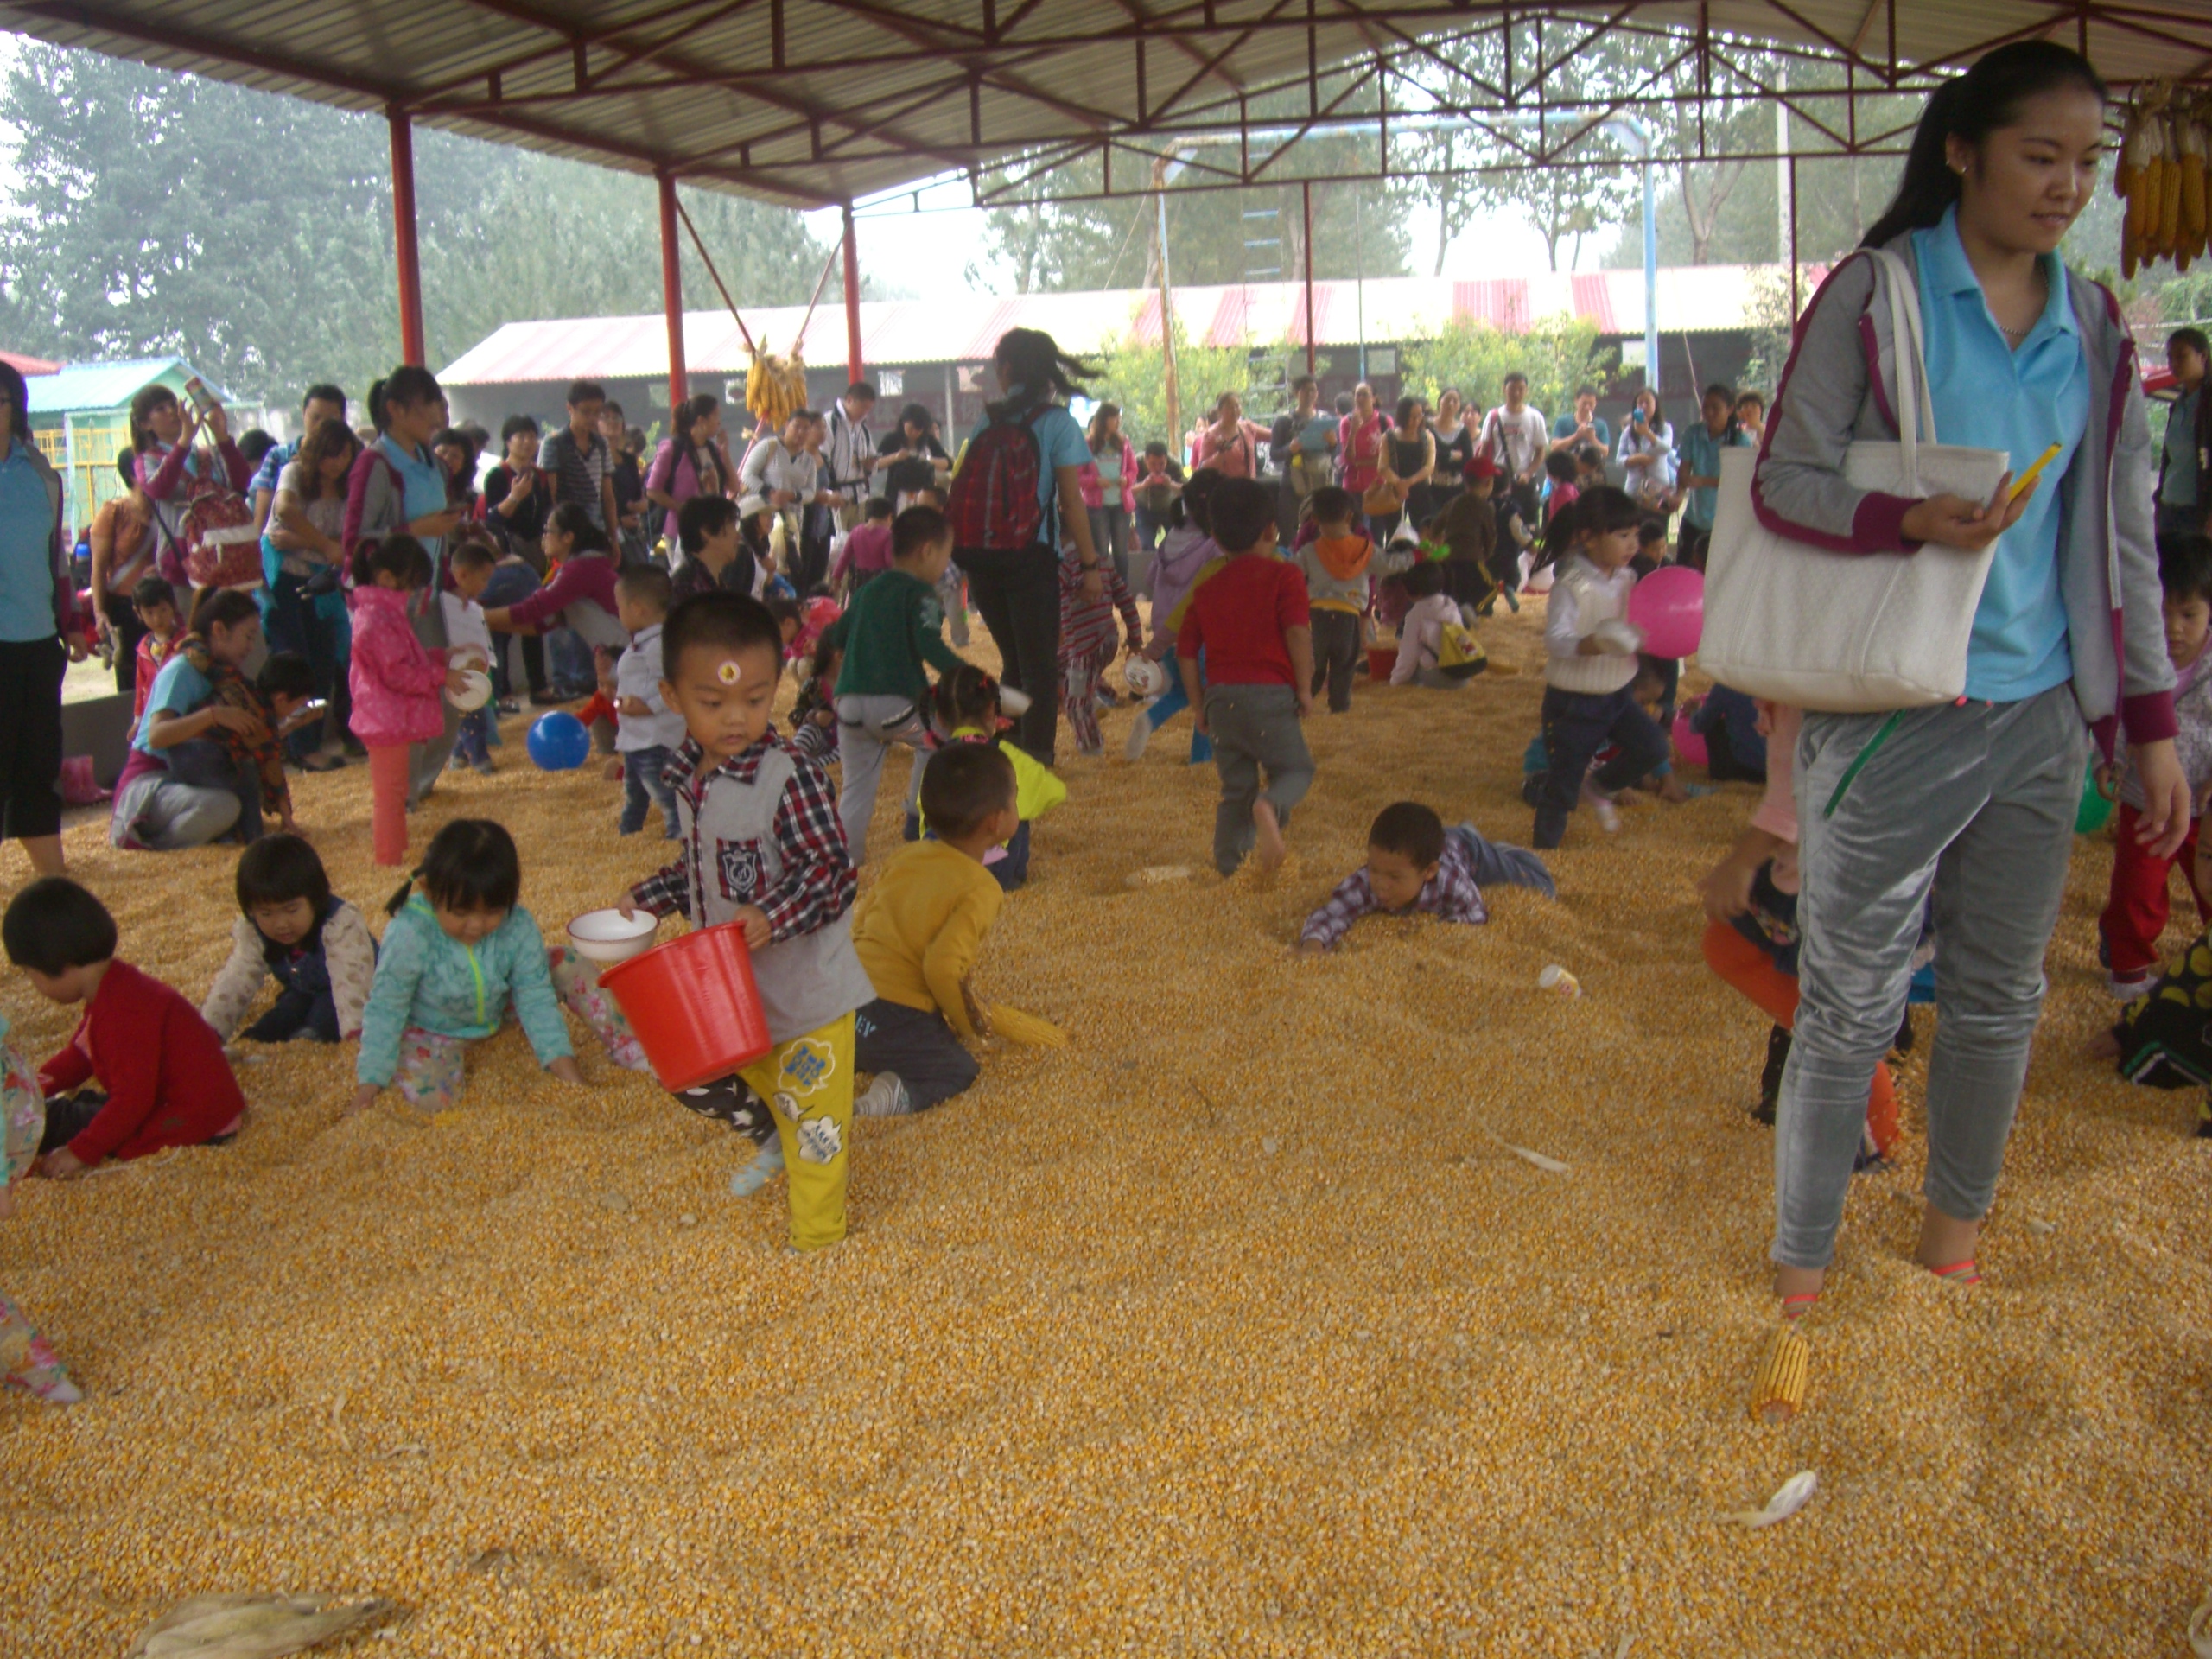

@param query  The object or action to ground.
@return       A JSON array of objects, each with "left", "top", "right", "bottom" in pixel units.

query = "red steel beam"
[
  {"left": 389, "top": 105, "right": 425, "bottom": 368},
  {"left": 659, "top": 173, "right": 687, "bottom": 417},
  {"left": 842, "top": 205, "right": 864, "bottom": 385}
]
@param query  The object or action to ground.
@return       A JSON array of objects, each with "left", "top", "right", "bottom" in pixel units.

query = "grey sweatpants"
[
  {"left": 836, "top": 692, "right": 930, "bottom": 862},
  {"left": 407, "top": 602, "right": 461, "bottom": 804},
  {"left": 1203, "top": 683, "right": 1314, "bottom": 874},
  {"left": 1775, "top": 685, "right": 2088, "bottom": 1268}
]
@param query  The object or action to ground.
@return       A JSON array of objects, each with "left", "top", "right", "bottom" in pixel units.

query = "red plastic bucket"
[
  {"left": 598, "top": 923, "right": 773, "bottom": 1091},
  {"left": 1367, "top": 644, "right": 1399, "bottom": 678}
]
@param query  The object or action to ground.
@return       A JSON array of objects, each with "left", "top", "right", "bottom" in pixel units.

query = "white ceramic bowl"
[
  {"left": 448, "top": 668, "right": 494, "bottom": 712},
  {"left": 997, "top": 685, "right": 1033, "bottom": 716},
  {"left": 566, "top": 907, "right": 659, "bottom": 963}
]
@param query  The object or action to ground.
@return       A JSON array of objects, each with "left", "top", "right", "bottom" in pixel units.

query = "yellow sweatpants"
[{"left": 738, "top": 1013, "right": 855, "bottom": 1251}]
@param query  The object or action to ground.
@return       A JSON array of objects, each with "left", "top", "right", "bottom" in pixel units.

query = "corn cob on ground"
[{"left": 0, "top": 602, "right": 2207, "bottom": 1656}]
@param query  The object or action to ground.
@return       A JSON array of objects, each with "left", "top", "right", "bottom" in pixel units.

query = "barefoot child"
[
  {"left": 1178, "top": 477, "right": 1314, "bottom": 876},
  {"left": 3, "top": 878, "right": 245, "bottom": 1175},
  {"left": 201, "top": 834, "right": 378, "bottom": 1044},
  {"left": 353, "top": 820, "right": 640, "bottom": 1114},
  {"left": 851, "top": 743, "right": 1022, "bottom": 1116},
  {"left": 1299, "top": 802, "right": 1553, "bottom": 952},
  {"left": 624, "top": 590, "right": 874, "bottom": 1251}
]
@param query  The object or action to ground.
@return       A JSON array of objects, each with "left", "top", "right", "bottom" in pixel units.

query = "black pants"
[
  {"left": 99, "top": 592, "right": 149, "bottom": 698},
  {"left": 245, "top": 986, "right": 340, "bottom": 1043},
  {"left": 1533, "top": 683, "right": 1670, "bottom": 849},
  {"left": 1309, "top": 609, "right": 1363, "bottom": 713},
  {"left": 0, "top": 634, "right": 66, "bottom": 840},
  {"left": 854, "top": 997, "right": 979, "bottom": 1110},
  {"left": 39, "top": 1090, "right": 105, "bottom": 1154},
  {"left": 956, "top": 546, "right": 1061, "bottom": 761},
  {"left": 1677, "top": 524, "right": 1713, "bottom": 573},
  {"left": 672, "top": 1076, "right": 776, "bottom": 1146}
]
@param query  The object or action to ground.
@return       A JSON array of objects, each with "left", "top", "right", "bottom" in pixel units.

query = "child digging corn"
[
  {"left": 621, "top": 589, "right": 874, "bottom": 1252},
  {"left": 851, "top": 742, "right": 1022, "bottom": 1116},
  {"left": 1299, "top": 802, "right": 1554, "bottom": 953}
]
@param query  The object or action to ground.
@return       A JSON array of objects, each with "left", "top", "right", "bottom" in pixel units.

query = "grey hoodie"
[{"left": 1751, "top": 238, "right": 2175, "bottom": 755}]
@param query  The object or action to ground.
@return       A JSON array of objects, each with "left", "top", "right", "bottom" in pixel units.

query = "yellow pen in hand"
[{"left": 2008, "top": 441, "right": 2064, "bottom": 503}]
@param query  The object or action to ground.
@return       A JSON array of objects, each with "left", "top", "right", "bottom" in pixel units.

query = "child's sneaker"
[
  {"left": 1580, "top": 774, "right": 1620, "bottom": 834},
  {"left": 2107, "top": 969, "right": 2154, "bottom": 1002},
  {"left": 855, "top": 1072, "right": 914, "bottom": 1116},
  {"left": 1125, "top": 708, "right": 1154, "bottom": 760},
  {"left": 728, "top": 1135, "right": 785, "bottom": 1196}
]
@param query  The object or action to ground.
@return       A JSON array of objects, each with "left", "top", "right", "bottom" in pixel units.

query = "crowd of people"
[{"left": 0, "top": 40, "right": 2204, "bottom": 1416}]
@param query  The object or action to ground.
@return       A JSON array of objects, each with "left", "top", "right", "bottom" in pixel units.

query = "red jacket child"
[{"left": 39, "top": 960, "right": 246, "bottom": 1166}]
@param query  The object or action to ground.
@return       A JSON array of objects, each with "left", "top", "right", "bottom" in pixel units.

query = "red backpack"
[
  {"left": 178, "top": 463, "right": 261, "bottom": 590},
  {"left": 947, "top": 404, "right": 1046, "bottom": 555}
]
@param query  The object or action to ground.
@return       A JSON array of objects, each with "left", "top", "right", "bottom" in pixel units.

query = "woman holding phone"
[
  {"left": 130, "top": 380, "right": 253, "bottom": 589},
  {"left": 1750, "top": 41, "right": 2182, "bottom": 1319}
]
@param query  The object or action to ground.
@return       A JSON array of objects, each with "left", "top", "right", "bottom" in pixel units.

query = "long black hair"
[
  {"left": 546, "top": 500, "right": 611, "bottom": 556},
  {"left": 385, "top": 817, "right": 522, "bottom": 918},
  {"left": 366, "top": 365, "right": 442, "bottom": 435},
  {"left": 1862, "top": 41, "right": 2107, "bottom": 248},
  {"left": 187, "top": 586, "right": 262, "bottom": 639},
  {"left": 988, "top": 327, "right": 1096, "bottom": 417},
  {"left": 1535, "top": 483, "right": 1643, "bottom": 574},
  {"left": 671, "top": 392, "right": 720, "bottom": 449}
]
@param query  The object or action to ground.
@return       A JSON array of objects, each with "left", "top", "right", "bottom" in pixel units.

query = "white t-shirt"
[{"left": 1480, "top": 405, "right": 1550, "bottom": 481}]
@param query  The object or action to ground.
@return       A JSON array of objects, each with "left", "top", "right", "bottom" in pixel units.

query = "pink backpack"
[{"left": 178, "top": 463, "right": 260, "bottom": 590}]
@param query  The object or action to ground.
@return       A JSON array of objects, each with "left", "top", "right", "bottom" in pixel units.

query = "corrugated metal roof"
[
  {"left": 22, "top": 356, "right": 227, "bottom": 415},
  {"left": 0, "top": 2, "right": 2200, "bottom": 213},
  {"left": 439, "top": 265, "right": 1783, "bottom": 385},
  {"left": 0, "top": 352, "right": 60, "bottom": 376}
]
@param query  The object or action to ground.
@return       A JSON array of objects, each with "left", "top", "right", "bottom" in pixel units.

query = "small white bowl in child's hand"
[
  {"left": 448, "top": 669, "right": 493, "bottom": 712},
  {"left": 997, "top": 685, "right": 1033, "bottom": 716},
  {"left": 566, "top": 907, "right": 659, "bottom": 963}
]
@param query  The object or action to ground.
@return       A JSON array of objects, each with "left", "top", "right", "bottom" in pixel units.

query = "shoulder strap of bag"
[{"left": 1866, "top": 246, "right": 1937, "bottom": 482}]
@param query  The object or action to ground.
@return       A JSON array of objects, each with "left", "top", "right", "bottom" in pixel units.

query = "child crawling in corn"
[
  {"left": 621, "top": 589, "right": 874, "bottom": 1253},
  {"left": 1299, "top": 802, "right": 1554, "bottom": 953}
]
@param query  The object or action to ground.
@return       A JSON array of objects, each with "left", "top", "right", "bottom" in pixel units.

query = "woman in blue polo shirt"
[
  {"left": 1752, "top": 42, "right": 2186, "bottom": 1319},
  {"left": 0, "top": 362, "right": 86, "bottom": 876}
]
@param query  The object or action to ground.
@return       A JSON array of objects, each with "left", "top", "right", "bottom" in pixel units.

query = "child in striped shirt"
[
  {"left": 1299, "top": 802, "right": 1554, "bottom": 952},
  {"left": 1058, "top": 544, "right": 1143, "bottom": 755}
]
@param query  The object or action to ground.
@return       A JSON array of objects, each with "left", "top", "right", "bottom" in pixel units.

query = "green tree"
[
  {"left": 1400, "top": 314, "right": 1614, "bottom": 427},
  {"left": 1090, "top": 317, "right": 1271, "bottom": 450},
  {"left": 0, "top": 43, "right": 825, "bottom": 405}
]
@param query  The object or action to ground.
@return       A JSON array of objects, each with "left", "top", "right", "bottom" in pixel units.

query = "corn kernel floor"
[{"left": 2, "top": 605, "right": 2209, "bottom": 1656}]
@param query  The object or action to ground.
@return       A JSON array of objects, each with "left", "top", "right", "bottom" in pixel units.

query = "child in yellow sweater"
[{"left": 851, "top": 743, "right": 1020, "bottom": 1116}]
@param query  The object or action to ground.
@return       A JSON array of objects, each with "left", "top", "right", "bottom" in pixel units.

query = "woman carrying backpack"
[
  {"left": 949, "top": 328, "right": 1105, "bottom": 762},
  {"left": 131, "top": 383, "right": 255, "bottom": 593}
]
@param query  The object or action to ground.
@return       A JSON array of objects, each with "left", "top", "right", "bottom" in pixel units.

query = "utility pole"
[{"left": 1153, "top": 154, "right": 1180, "bottom": 450}]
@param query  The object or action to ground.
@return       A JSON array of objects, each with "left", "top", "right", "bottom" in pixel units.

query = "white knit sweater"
[{"left": 1542, "top": 555, "right": 1640, "bottom": 695}]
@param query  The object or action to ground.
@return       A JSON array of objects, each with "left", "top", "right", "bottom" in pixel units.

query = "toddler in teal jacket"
[{"left": 350, "top": 820, "right": 644, "bottom": 1112}]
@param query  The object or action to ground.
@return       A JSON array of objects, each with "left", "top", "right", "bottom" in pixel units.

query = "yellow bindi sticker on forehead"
[{"left": 716, "top": 660, "right": 742, "bottom": 686}]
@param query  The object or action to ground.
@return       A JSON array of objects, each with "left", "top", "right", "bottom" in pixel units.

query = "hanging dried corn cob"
[
  {"left": 2178, "top": 99, "right": 2208, "bottom": 272},
  {"left": 1750, "top": 1327, "right": 1810, "bottom": 1424}
]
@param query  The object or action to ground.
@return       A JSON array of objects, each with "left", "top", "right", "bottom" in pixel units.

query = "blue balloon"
[{"left": 526, "top": 711, "right": 593, "bottom": 772}]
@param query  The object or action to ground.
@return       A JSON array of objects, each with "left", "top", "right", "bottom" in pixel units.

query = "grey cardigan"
[{"left": 1751, "top": 237, "right": 2175, "bottom": 753}]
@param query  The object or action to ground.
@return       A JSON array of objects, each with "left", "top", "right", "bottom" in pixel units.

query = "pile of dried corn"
[{"left": 0, "top": 604, "right": 2206, "bottom": 1655}]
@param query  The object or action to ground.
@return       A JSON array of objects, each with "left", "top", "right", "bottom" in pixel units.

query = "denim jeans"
[
  {"left": 620, "top": 745, "right": 679, "bottom": 837},
  {"left": 263, "top": 569, "right": 339, "bottom": 761}
]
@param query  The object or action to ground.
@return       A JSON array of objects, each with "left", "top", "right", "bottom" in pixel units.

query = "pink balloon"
[
  {"left": 1672, "top": 705, "right": 1709, "bottom": 770},
  {"left": 1627, "top": 563, "right": 1705, "bottom": 659}
]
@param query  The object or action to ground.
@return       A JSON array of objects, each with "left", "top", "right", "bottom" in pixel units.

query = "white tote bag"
[{"left": 1700, "top": 249, "right": 2012, "bottom": 713}]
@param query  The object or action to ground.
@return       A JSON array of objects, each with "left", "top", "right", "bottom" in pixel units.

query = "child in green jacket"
[{"left": 350, "top": 819, "right": 645, "bottom": 1113}]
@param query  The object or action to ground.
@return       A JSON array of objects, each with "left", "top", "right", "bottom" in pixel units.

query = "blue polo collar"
[{"left": 1923, "top": 205, "right": 2076, "bottom": 339}]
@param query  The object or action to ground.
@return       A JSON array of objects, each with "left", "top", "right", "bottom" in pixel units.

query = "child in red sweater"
[
  {"left": 3, "top": 878, "right": 245, "bottom": 1178},
  {"left": 1177, "top": 477, "right": 1314, "bottom": 877}
]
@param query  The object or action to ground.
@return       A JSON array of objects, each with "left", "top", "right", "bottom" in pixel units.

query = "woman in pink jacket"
[
  {"left": 1077, "top": 404, "right": 1140, "bottom": 587},
  {"left": 349, "top": 534, "right": 469, "bottom": 867}
]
